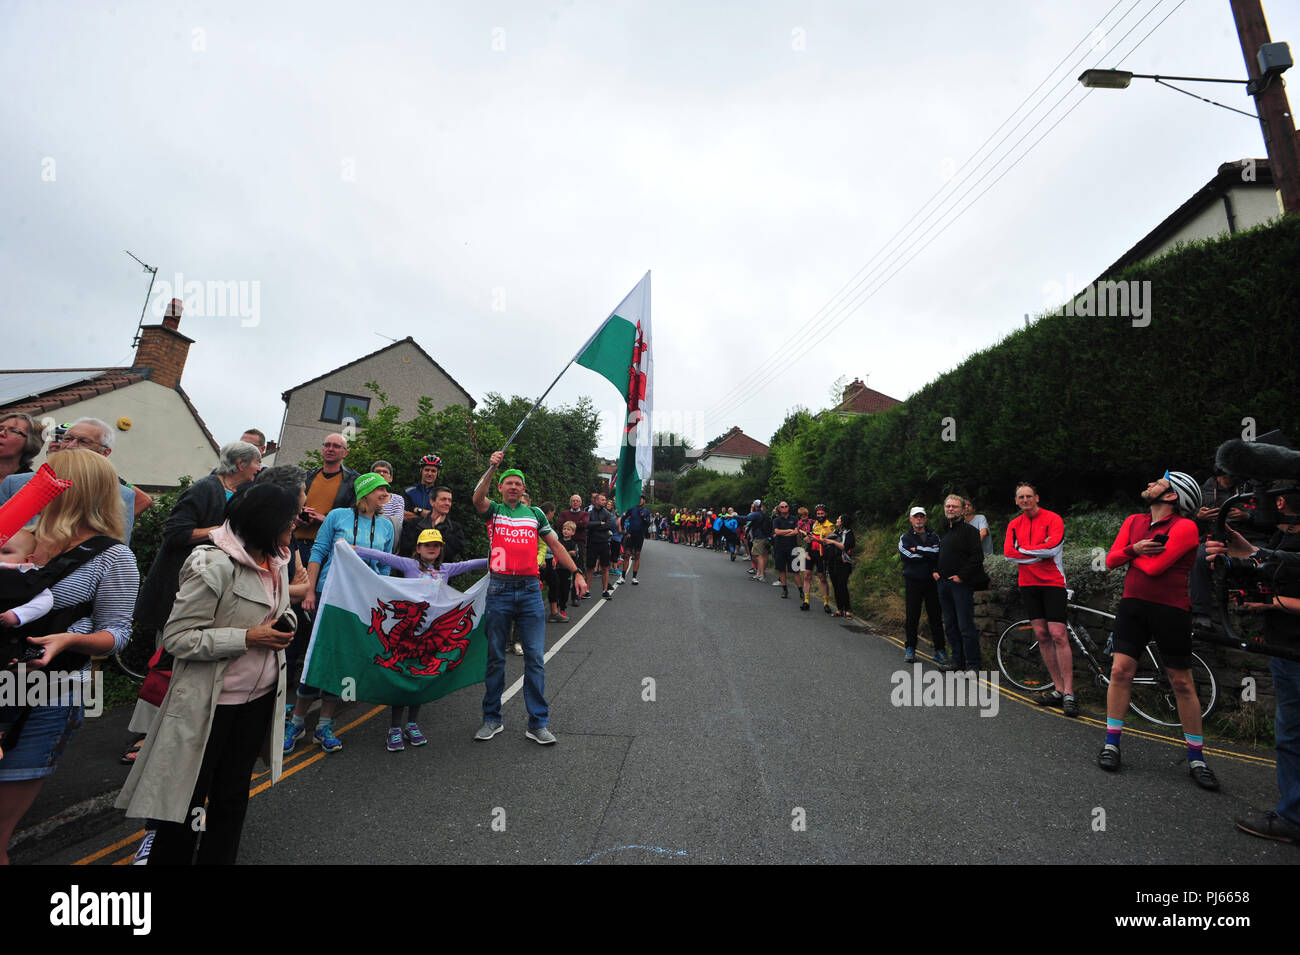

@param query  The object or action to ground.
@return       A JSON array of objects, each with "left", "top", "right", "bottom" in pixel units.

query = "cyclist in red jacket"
[
  {"left": 1098, "top": 471, "right": 1216, "bottom": 789},
  {"left": 1004, "top": 482, "right": 1075, "bottom": 715}
]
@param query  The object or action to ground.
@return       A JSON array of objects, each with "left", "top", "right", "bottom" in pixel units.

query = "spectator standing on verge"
[
  {"left": 294, "top": 433, "right": 358, "bottom": 568},
  {"left": 935, "top": 494, "right": 984, "bottom": 675},
  {"left": 1098, "top": 471, "right": 1215, "bottom": 787},
  {"left": 371, "top": 460, "right": 407, "bottom": 541},
  {"left": 586, "top": 492, "right": 618, "bottom": 599},
  {"left": 0, "top": 417, "right": 153, "bottom": 543},
  {"left": 557, "top": 494, "right": 589, "bottom": 597},
  {"left": 964, "top": 498, "right": 992, "bottom": 559},
  {"left": 400, "top": 454, "right": 442, "bottom": 554},
  {"left": 286, "top": 472, "right": 394, "bottom": 754},
  {"left": 239, "top": 429, "right": 267, "bottom": 454},
  {"left": 822, "top": 513, "right": 856, "bottom": 618},
  {"left": 1004, "top": 482, "right": 1074, "bottom": 715},
  {"left": 137, "top": 441, "right": 262, "bottom": 647},
  {"left": 118, "top": 481, "right": 299, "bottom": 864},
  {"left": 900, "top": 506, "right": 949, "bottom": 666},
  {"left": 0, "top": 413, "right": 43, "bottom": 483},
  {"left": 0, "top": 450, "right": 139, "bottom": 865}
]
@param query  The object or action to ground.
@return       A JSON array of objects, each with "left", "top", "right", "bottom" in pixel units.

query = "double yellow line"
[
  {"left": 874, "top": 632, "right": 1276, "bottom": 768},
  {"left": 73, "top": 705, "right": 386, "bottom": 866}
]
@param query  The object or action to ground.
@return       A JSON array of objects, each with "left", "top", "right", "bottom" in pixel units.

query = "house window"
[{"left": 320, "top": 392, "right": 370, "bottom": 424}]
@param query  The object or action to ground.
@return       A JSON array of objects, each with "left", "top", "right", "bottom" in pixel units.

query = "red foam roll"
[{"left": 0, "top": 463, "right": 73, "bottom": 545}]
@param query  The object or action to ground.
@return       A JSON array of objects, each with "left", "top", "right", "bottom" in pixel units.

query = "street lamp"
[
  {"left": 1079, "top": 38, "right": 1297, "bottom": 211},
  {"left": 1079, "top": 43, "right": 1291, "bottom": 97}
]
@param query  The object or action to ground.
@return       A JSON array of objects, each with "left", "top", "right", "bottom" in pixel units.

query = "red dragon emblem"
[
  {"left": 624, "top": 320, "right": 648, "bottom": 441},
  {"left": 367, "top": 599, "right": 475, "bottom": 677}
]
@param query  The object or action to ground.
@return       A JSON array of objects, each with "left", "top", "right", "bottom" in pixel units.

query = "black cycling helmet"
[{"left": 419, "top": 454, "right": 441, "bottom": 469}]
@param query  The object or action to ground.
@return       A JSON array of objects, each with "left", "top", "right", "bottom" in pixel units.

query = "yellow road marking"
[
  {"left": 872, "top": 630, "right": 1275, "bottom": 767},
  {"left": 78, "top": 704, "right": 387, "bottom": 866}
]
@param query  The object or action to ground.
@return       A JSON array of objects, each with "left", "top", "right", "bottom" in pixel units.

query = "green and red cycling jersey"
[
  {"left": 1105, "top": 512, "right": 1199, "bottom": 610},
  {"left": 485, "top": 500, "right": 552, "bottom": 577},
  {"left": 1003, "top": 508, "right": 1066, "bottom": 587}
]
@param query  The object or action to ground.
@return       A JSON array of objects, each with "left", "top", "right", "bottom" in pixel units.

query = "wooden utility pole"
[{"left": 1231, "top": 0, "right": 1300, "bottom": 213}]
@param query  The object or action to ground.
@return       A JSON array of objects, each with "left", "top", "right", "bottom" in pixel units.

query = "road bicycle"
[{"left": 995, "top": 596, "right": 1217, "bottom": 727}]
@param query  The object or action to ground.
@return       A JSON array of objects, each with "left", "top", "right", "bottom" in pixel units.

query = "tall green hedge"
[{"left": 773, "top": 216, "right": 1300, "bottom": 520}]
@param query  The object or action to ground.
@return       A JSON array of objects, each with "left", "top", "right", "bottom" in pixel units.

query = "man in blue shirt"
[{"left": 620, "top": 495, "right": 652, "bottom": 585}]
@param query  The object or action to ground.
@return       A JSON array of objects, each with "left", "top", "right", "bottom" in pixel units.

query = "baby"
[
  {"left": 1, "top": 529, "right": 53, "bottom": 630},
  {"left": 1, "top": 529, "right": 54, "bottom": 757}
]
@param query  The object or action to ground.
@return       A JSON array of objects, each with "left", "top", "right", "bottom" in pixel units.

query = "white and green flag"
[
  {"left": 301, "top": 542, "right": 489, "bottom": 706},
  {"left": 575, "top": 271, "right": 653, "bottom": 514}
]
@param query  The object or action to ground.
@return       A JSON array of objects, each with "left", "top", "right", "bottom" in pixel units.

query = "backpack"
[{"left": 0, "top": 535, "right": 119, "bottom": 752}]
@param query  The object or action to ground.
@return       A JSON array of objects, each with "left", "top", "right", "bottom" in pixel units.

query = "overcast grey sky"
[{"left": 3, "top": 1, "right": 1294, "bottom": 459}]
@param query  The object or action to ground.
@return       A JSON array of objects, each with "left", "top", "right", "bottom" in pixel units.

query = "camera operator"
[
  {"left": 1190, "top": 468, "right": 1254, "bottom": 623},
  {"left": 1207, "top": 482, "right": 1300, "bottom": 843}
]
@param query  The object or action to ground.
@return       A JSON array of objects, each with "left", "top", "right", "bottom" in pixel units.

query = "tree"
[
  {"left": 652, "top": 431, "right": 692, "bottom": 473},
  {"left": 827, "top": 375, "right": 850, "bottom": 409},
  {"left": 296, "top": 383, "right": 600, "bottom": 555}
]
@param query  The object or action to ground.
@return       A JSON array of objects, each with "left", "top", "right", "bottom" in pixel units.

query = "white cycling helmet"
[{"left": 1164, "top": 470, "right": 1202, "bottom": 516}]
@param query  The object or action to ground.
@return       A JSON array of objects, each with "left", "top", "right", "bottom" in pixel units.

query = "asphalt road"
[{"left": 44, "top": 540, "right": 1297, "bottom": 866}]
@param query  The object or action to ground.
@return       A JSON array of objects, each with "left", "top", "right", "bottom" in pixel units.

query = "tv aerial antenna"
[{"left": 125, "top": 250, "right": 158, "bottom": 348}]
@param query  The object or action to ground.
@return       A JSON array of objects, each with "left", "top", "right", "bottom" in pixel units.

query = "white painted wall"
[
  {"left": 32, "top": 380, "right": 218, "bottom": 488},
  {"left": 1145, "top": 184, "right": 1282, "bottom": 262}
]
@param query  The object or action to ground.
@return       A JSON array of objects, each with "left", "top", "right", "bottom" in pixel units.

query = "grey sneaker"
[
  {"left": 474, "top": 721, "right": 504, "bottom": 741},
  {"left": 526, "top": 726, "right": 557, "bottom": 745}
]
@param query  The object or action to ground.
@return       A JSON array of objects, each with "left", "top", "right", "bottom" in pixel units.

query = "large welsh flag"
[
  {"left": 302, "top": 542, "right": 489, "bottom": 706},
  {"left": 575, "top": 271, "right": 653, "bottom": 515}
]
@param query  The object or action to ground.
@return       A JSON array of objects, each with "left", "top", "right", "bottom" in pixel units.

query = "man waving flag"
[{"left": 575, "top": 271, "right": 653, "bottom": 515}]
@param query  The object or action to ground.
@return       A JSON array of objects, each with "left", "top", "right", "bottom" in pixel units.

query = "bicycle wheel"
[
  {"left": 1128, "top": 647, "right": 1218, "bottom": 727},
  {"left": 996, "top": 619, "right": 1054, "bottom": 692}
]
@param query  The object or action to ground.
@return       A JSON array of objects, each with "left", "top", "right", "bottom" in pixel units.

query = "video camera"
[{"left": 1208, "top": 434, "right": 1300, "bottom": 660}]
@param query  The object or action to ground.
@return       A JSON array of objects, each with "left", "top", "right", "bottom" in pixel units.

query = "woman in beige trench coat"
[{"left": 117, "top": 480, "right": 303, "bottom": 864}]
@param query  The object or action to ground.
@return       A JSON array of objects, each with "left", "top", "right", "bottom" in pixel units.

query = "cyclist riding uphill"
[{"left": 1098, "top": 470, "right": 1217, "bottom": 790}]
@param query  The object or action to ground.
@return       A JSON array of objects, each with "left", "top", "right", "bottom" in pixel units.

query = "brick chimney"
[
  {"left": 134, "top": 298, "right": 195, "bottom": 389},
  {"left": 841, "top": 378, "right": 866, "bottom": 403}
]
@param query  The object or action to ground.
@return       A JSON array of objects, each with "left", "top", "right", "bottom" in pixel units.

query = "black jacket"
[
  {"left": 137, "top": 474, "right": 230, "bottom": 635},
  {"left": 936, "top": 518, "right": 983, "bottom": 582},
  {"left": 899, "top": 529, "right": 941, "bottom": 579},
  {"left": 399, "top": 512, "right": 465, "bottom": 563},
  {"left": 305, "top": 465, "right": 360, "bottom": 511},
  {"left": 586, "top": 506, "right": 618, "bottom": 544}
]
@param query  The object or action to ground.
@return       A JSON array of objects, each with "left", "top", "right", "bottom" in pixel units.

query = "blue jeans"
[
  {"left": 482, "top": 576, "right": 548, "bottom": 729},
  {"left": 937, "top": 578, "right": 979, "bottom": 668},
  {"left": 1272, "top": 656, "right": 1300, "bottom": 826}
]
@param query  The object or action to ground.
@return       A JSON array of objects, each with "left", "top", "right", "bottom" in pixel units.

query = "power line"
[
  {"left": 692, "top": 0, "right": 1141, "bottom": 428},
  {"left": 697, "top": 0, "right": 1188, "bottom": 433}
]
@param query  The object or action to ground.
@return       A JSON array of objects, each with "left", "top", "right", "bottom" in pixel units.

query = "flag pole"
[
  {"left": 497, "top": 272, "right": 643, "bottom": 453},
  {"left": 499, "top": 359, "right": 577, "bottom": 453}
]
